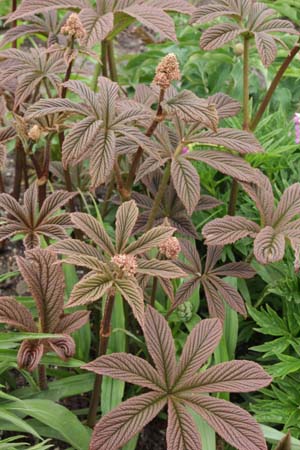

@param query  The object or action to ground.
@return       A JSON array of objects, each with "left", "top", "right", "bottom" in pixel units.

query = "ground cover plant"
[{"left": 0, "top": 0, "right": 300, "bottom": 449}]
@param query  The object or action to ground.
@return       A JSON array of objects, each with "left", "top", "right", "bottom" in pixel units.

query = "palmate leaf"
[
  {"left": 7, "top": 0, "right": 193, "bottom": 48},
  {"left": 85, "top": 306, "right": 271, "bottom": 450},
  {"left": 28, "top": 77, "right": 157, "bottom": 188},
  {"left": 172, "top": 243, "right": 254, "bottom": 320},
  {"left": 0, "top": 48, "right": 66, "bottom": 107},
  {"left": 204, "top": 180, "right": 300, "bottom": 265},
  {"left": 0, "top": 182, "right": 75, "bottom": 249},
  {"left": 193, "top": 0, "right": 298, "bottom": 67}
]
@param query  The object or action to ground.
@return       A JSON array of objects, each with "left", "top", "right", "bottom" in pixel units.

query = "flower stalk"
[{"left": 87, "top": 290, "right": 116, "bottom": 428}]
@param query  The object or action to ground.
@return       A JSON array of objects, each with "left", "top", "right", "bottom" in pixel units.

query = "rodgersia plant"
[{"left": 1, "top": 0, "right": 299, "bottom": 447}]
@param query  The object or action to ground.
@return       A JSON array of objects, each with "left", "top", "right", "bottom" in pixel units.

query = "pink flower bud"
[
  {"left": 159, "top": 237, "right": 181, "bottom": 260},
  {"left": 111, "top": 254, "right": 137, "bottom": 277}
]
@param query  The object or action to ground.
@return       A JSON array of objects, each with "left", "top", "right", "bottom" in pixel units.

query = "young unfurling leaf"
[
  {"left": 0, "top": 249, "right": 89, "bottom": 371},
  {"left": 84, "top": 306, "right": 272, "bottom": 450}
]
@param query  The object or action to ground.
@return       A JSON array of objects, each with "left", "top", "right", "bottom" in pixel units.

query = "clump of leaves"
[
  {"left": 0, "top": 47, "right": 66, "bottom": 109},
  {"left": 6, "top": 0, "right": 195, "bottom": 48},
  {"left": 84, "top": 306, "right": 272, "bottom": 450},
  {"left": 202, "top": 174, "right": 300, "bottom": 268},
  {"left": 0, "top": 181, "right": 76, "bottom": 249},
  {"left": 132, "top": 171, "right": 222, "bottom": 238},
  {"left": 26, "top": 77, "right": 157, "bottom": 190},
  {"left": 0, "top": 248, "right": 90, "bottom": 371},
  {"left": 135, "top": 87, "right": 263, "bottom": 215},
  {"left": 170, "top": 241, "right": 255, "bottom": 319},
  {"left": 51, "top": 200, "right": 185, "bottom": 327},
  {"left": 191, "top": 0, "right": 299, "bottom": 66}
]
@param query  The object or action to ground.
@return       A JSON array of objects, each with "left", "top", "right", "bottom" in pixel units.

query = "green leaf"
[
  {"left": 261, "top": 424, "right": 300, "bottom": 449},
  {"left": 63, "top": 263, "right": 91, "bottom": 362},
  {"left": 0, "top": 408, "right": 41, "bottom": 439},
  {"left": 102, "top": 293, "right": 126, "bottom": 415},
  {"left": 6, "top": 399, "right": 91, "bottom": 450},
  {"left": 188, "top": 408, "right": 216, "bottom": 450}
]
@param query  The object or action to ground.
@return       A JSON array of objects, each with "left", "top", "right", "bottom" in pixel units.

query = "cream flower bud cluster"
[
  {"left": 61, "top": 13, "right": 86, "bottom": 40},
  {"left": 159, "top": 237, "right": 181, "bottom": 260},
  {"left": 153, "top": 53, "right": 181, "bottom": 89},
  {"left": 111, "top": 254, "right": 138, "bottom": 277}
]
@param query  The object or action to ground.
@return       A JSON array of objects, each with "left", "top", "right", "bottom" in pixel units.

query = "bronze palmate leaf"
[
  {"left": 26, "top": 77, "right": 157, "bottom": 189},
  {"left": 203, "top": 173, "right": 300, "bottom": 269},
  {"left": 6, "top": 0, "right": 195, "bottom": 48},
  {"left": 51, "top": 200, "right": 185, "bottom": 327},
  {"left": 191, "top": 0, "right": 299, "bottom": 66},
  {"left": 84, "top": 306, "right": 272, "bottom": 450},
  {"left": 0, "top": 181, "right": 76, "bottom": 249},
  {"left": 170, "top": 240, "right": 255, "bottom": 320}
]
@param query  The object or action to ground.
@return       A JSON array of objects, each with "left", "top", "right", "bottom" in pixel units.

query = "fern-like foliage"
[
  {"left": 0, "top": 182, "right": 76, "bottom": 249},
  {"left": 191, "top": 0, "right": 299, "bottom": 66},
  {"left": 84, "top": 306, "right": 272, "bottom": 450},
  {"left": 202, "top": 174, "right": 300, "bottom": 268},
  {"left": 0, "top": 249, "right": 90, "bottom": 371},
  {"left": 50, "top": 200, "right": 185, "bottom": 326}
]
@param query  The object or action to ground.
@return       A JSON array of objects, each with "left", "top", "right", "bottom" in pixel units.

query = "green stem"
[
  {"left": 87, "top": 291, "right": 116, "bottom": 428},
  {"left": 146, "top": 161, "right": 171, "bottom": 230},
  {"left": 91, "top": 41, "right": 108, "bottom": 91},
  {"left": 107, "top": 40, "right": 118, "bottom": 82},
  {"left": 228, "top": 36, "right": 250, "bottom": 216}
]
